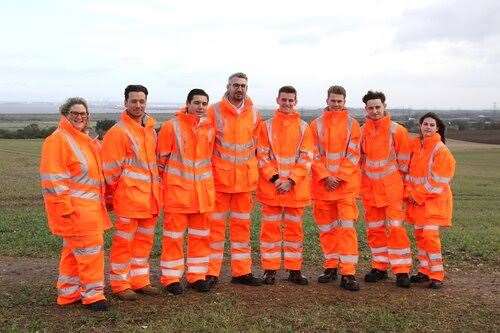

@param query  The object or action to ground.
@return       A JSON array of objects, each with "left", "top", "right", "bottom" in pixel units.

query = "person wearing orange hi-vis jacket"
[
  {"left": 256, "top": 86, "right": 314, "bottom": 286},
  {"left": 406, "top": 112, "right": 456, "bottom": 289},
  {"left": 310, "top": 85, "right": 362, "bottom": 291},
  {"left": 40, "top": 97, "right": 111, "bottom": 311},
  {"left": 157, "top": 89, "right": 215, "bottom": 295},
  {"left": 360, "top": 90, "right": 412, "bottom": 288},
  {"left": 101, "top": 85, "right": 161, "bottom": 300},
  {"left": 206, "top": 72, "right": 264, "bottom": 288}
]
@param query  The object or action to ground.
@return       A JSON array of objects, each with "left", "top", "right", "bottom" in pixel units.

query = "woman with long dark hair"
[{"left": 405, "top": 112, "right": 456, "bottom": 289}]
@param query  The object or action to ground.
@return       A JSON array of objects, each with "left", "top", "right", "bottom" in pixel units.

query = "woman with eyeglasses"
[
  {"left": 405, "top": 112, "right": 456, "bottom": 289},
  {"left": 39, "top": 97, "right": 111, "bottom": 310}
]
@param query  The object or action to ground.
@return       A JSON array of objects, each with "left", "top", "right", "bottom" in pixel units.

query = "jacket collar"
[{"left": 120, "top": 110, "right": 156, "bottom": 129}]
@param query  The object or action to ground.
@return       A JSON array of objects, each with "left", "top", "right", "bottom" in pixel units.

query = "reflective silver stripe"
[
  {"left": 213, "top": 102, "right": 225, "bottom": 134},
  {"left": 422, "top": 225, "right": 439, "bottom": 231},
  {"left": 231, "top": 242, "right": 250, "bottom": 249},
  {"left": 42, "top": 185, "right": 69, "bottom": 195},
  {"left": 388, "top": 248, "right": 411, "bottom": 255},
  {"left": 371, "top": 246, "right": 388, "bottom": 254},
  {"left": 117, "top": 121, "right": 140, "bottom": 156},
  {"left": 40, "top": 172, "right": 70, "bottom": 181},
  {"left": 348, "top": 142, "right": 359, "bottom": 150},
  {"left": 73, "top": 245, "right": 102, "bottom": 256},
  {"left": 428, "top": 253, "right": 443, "bottom": 260},
  {"left": 419, "top": 259, "right": 429, "bottom": 267},
  {"left": 430, "top": 264, "right": 444, "bottom": 272},
  {"left": 390, "top": 258, "right": 412, "bottom": 265},
  {"left": 83, "top": 288, "right": 103, "bottom": 299},
  {"left": 210, "top": 241, "right": 225, "bottom": 249},
  {"left": 109, "top": 273, "right": 129, "bottom": 281},
  {"left": 169, "top": 152, "right": 211, "bottom": 169},
  {"left": 130, "top": 268, "right": 149, "bottom": 277},
  {"left": 103, "top": 159, "right": 123, "bottom": 170},
  {"left": 210, "top": 253, "right": 224, "bottom": 260},
  {"left": 431, "top": 172, "right": 451, "bottom": 184},
  {"left": 111, "top": 262, "right": 129, "bottom": 271},
  {"left": 260, "top": 241, "right": 282, "bottom": 248},
  {"left": 284, "top": 252, "right": 302, "bottom": 259},
  {"left": 424, "top": 182, "right": 443, "bottom": 194},
  {"left": 278, "top": 170, "right": 290, "bottom": 177},
  {"left": 115, "top": 230, "right": 134, "bottom": 241},
  {"left": 397, "top": 153, "right": 410, "bottom": 161},
  {"left": 137, "top": 226, "right": 155, "bottom": 235},
  {"left": 186, "top": 256, "right": 209, "bottom": 264},
  {"left": 364, "top": 164, "right": 398, "bottom": 179},
  {"left": 58, "top": 285, "right": 80, "bottom": 296},
  {"left": 188, "top": 228, "right": 210, "bottom": 237},
  {"left": 60, "top": 130, "right": 88, "bottom": 173},
  {"left": 262, "top": 214, "right": 282, "bottom": 222},
  {"left": 69, "top": 189, "right": 100, "bottom": 201},
  {"left": 346, "top": 152, "right": 359, "bottom": 165},
  {"left": 124, "top": 157, "right": 149, "bottom": 170},
  {"left": 215, "top": 137, "right": 254, "bottom": 151},
  {"left": 257, "top": 147, "right": 270, "bottom": 154},
  {"left": 283, "top": 241, "right": 302, "bottom": 249},
  {"left": 187, "top": 266, "right": 208, "bottom": 273},
  {"left": 71, "top": 174, "right": 101, "bottom": 186},
  {"left": 230, "top": 212, "right": 250, "bottom": 220},
  {"left": 166, "top": 166, "right": 212, "bottom": 181},
  {"left": 327, "top": 152, "right": 344, "bottom": 160},
  {"left": 57, "top": 275, "right": 80, "bottom": 285},
  {"left": 163, "top": 230, "right": 184, "bottom": 239},
  {"left": 339, "top": 220, "right": 354, "bottom": 228},
  {"left": 231, "top": 253, "right": 251, "bottom": 260},
  {"left": 339, "top": 254, "right": 358, "bottom": 263},
  {"left": 327, "top": 164, "right": 340, "bottom": 172},
  {"left": 417, "top": 250, "right": 427, "bottom": 256},
  {"left": 283, "top": 214, "right": 301, "bottom": 222},
  {"left": 212, "top": 211, "right": 229, "bottom": 220},
  {"left": 214, "top": 149, "right": 253, "bottom": 164},
  {"left": 406, "top": 175, "right": 426, "bottom": 185},
  {"left": 84, "top": 282, "right": 104, "bottom": 291},
  {"left": 373, "top": 255, "right": 389, "bottom": 263},
  {"left": 387, "top": 220, "right": 403, "bottom": 227},
  {"left": 276, "top": 156, "right": 296, "bottom": 165},
  {"left": 324, "top": 253, "right": 339, "bottom": 260},
  {"left": 262, "top": 252, "right": 281, "bottom": 259},
  {"left": 161, "top": 259, "right": 185, "bottom": 268},
  {"left": 118, "top": 216, "right": 131, "bottom": 223},
  {"left": 399, "top": 165, "right": 408, "bottom": 172},
  {"left": 131, "top": 257, "right": 149, "bottom": 265},
  {"left": 123, "top": 169, "right": 150, "bottom": 182},
  {"left": 161, "top": 269, "right": 183, "bottom": 277}
]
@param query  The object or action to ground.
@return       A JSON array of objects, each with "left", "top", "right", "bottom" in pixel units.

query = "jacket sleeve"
[
  {"left": 101, "top": 127, "right": 127, "bottom": 195},
  {"left": 412, "top": 146, "right": 456, "bottom": 204},
  {"left": 336, "top": 120, "right": 361, "bottom": 182},
  {"left": 156, "top": 121, "right": 175, "bottom": 178},
  {"left": 310, "top": 120, "right": 331, "bottom": 180},
  {"left": 289, "top": 124, "right": 314, "bottom": 184},
  {"left": 256, "top": 121, "right": 278, "bottom": 181},
  {"left": 39, "top": 135, "right": 74, "bottom": 216},
  {"left": 394, "top": 125, "right": 411, "bottom": 174}
]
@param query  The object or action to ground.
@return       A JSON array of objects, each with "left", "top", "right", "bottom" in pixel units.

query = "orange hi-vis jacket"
[
  {"left": 406, "top": 133, "right": 456, "bottom": 226},
  {"left": 157, "top": 109, "right": 216, "bottom": 213},
  {"left": 360, "top": 115, "right": 410, "bottom": 207},
  {"left": 101, "top": 112, "right": 161, "bottom": 218},
  {"left": 40, "top": 116, "right": 111, "bottom": 236},
  {"left": 207, "top": 97, "right": 262, "bottom": 193},
  {"left": 310, "top": 108, "right": 361, "bottom": 200},
  {"left": 256, "top": 110, "right": 314, "bottom": 207}
]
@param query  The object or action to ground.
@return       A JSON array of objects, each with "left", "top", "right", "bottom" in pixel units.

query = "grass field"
[{"left": 0, "top": 139, "right": 499, "bottom": 331}]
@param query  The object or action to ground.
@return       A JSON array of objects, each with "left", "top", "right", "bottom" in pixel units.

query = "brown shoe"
[
  {"left": 116, "top": 289, "right": 138, "bottom": 301},
  {"left": 135, "top": 285, "right": 160, "bottom": 296}
]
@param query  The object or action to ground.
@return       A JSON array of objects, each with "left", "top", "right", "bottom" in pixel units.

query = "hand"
[
  {"left": 323, "top": 176, "right": 341, "bottom": 191},
  {"left": 275, "top": 178, "right": 292, "bottom": 194}
]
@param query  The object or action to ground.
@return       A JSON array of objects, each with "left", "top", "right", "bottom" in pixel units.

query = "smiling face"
[
  {"left": 364, "top": 98, "right": 386, "bottom": 120},
  {"left": 125, "top": 91, "right": 147, "bottom": 122},
  {"left": 326, "top": 93, "right": 345, "bottom": 110},
  {"left": 186, "top": 94, "right": 209, "bottom": 119},
  {"left": 420, "top": 117, "right": 438, "bottom": 137},
  {"left": 276, "top": 92, "right": 297, "bottom": 113},
  {"left": 66, "top": 104, "right": 89, "bottom": 132}
]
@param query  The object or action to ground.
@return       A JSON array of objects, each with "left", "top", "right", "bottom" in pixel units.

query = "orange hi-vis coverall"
[
  {"left": 101, "top": 111, "right": 161, "bottom": 293},
  {"left": 206, "top": 97, "right": 262, "bottom": 277},
  {"left": 157, "top": 110, "right": 215, "bottom": 285},
  {"left": 406, "top": 133, "right": 456, "bottom": 281},
  {"left": 360, "top": 115, "right": 412, "bottom": 274},
  {"left": 40, "top": 116, "right": 111, "bottom": 305},
  {"left": 310, "top": 108, "right": 361, "bottom": 275},
  {"left": 256, "top": 110, "right": 314, "bottom": 271}
]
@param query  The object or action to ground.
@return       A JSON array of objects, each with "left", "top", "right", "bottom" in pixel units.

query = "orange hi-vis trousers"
[
  {"left": 109, "top": 216, "right": 156, "bottom": 293},
  {"left": 414, "top": 225, "right": 445, "bottom": 281},
  {"left": 313, "top": 198, "right": 359, "bottom": 275},
  {"left": 57, "top": 235, "right": 105, "bottom": 305},
  {"left": 160, "top": 213, "right": 210, "bottom": 285},
  {"left": 364, "top": 203, "right": 412, "bottom": 274},
  {"left": 208, "top": 191, "right": 253, "bottom": 277},
  {"left": 260, "top": 205, "right": 304, "bottom": 271}
]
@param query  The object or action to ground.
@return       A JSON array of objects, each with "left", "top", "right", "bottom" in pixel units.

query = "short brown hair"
[
  {"left": 278, "top": 85, "right": 297, "bottom": 98},
  {"left": 327, "top": 85, "right": 346, "bottom": 98},
  {"left": 59, "top": 97, "right": 88, "bottom": 116}
]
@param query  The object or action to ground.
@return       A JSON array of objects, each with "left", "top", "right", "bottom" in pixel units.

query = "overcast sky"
[{"left": 1, "top": 0, "right": 499, "bottom": 109}]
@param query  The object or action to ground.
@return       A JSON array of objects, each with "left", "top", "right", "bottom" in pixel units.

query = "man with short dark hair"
[{"left": 101, "top": 85, "right": 161, "bottom": 300}]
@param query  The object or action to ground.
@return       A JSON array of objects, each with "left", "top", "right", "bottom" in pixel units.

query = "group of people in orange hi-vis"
[{"left": 40, "top": 72, "right": 456, "bottom": 312}]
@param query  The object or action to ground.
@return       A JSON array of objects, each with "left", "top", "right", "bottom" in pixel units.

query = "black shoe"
[
  {"left": 165, "top": 282, "right": 184, "bottom": 295},
  {"left": 364, "top": 268, "right": 388, "bottom": 283},
  {"left": 396, "top": 273, "right": 411, "bottom": 288},
  {"left": 188, "top": 279, "right": 210, "bottom": 293},
  {"left": 263, "top": 270, "right": 277, "bottom": 285},
  {"left": 85, "top": 299, "right": 108, "bottom": 312},
  {"left": 340, "top": 275, "right": 360, "bottom": 291},
  {"left": 231, "top": 273, "right": 263, "bottom": 286},
  {"left": 287, "top": 270, "right": 308, "bottom": 285},
  {"left": 410, "top": 272, "right": 430, "bottom": 283},
  {"left": 318, "top": 268, "right": 338, "bottom": 283},
  {"left": 206, "top": 275, "right": 219, "bottom": 289},
  {"left": 429, "top": 279, "right": 443, "bottom": 289}
]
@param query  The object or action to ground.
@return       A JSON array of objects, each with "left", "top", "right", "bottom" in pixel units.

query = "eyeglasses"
[{"left": 69, "top": 111, "right": 89, "bottom": 119}]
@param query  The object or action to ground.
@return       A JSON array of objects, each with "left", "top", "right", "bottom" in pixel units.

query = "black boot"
[
  {"left": 262, "top": 270, "right": 277, "bottom": 285},
  {"left": 396, "top": 273, "right": 411, "bottom": 288},
  {"left": 410, "top": 272, "right": 430, "bottom": 283},
  {"left": 429, "top": 279, "right": 443, "bottom": 289},
  {"left": 165, "top": 282, "right": 184, "bottom": 295},
  {"left": 205, "top": 275, "right": 219, "bottom": 289},
  {"left": 364, "top": 268, "right": 388, "bottom": 282},
  {"left": 318, "top": 268, "right": 338, "bottom": 283},
  {"left": 188, "top": 279, "right": 210, "bottom": 292},
  {"left": 85, "top": 299, "right": 109, "bottom": 312},
  {"left": 340, "top": 275, "right": 360, "bottom": 291},
  {"left": 287, "top": 270, "right": 308, "bottom": 285},
  {"left": 231, "top": 273, "right": 263, "bottom": 286}
]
